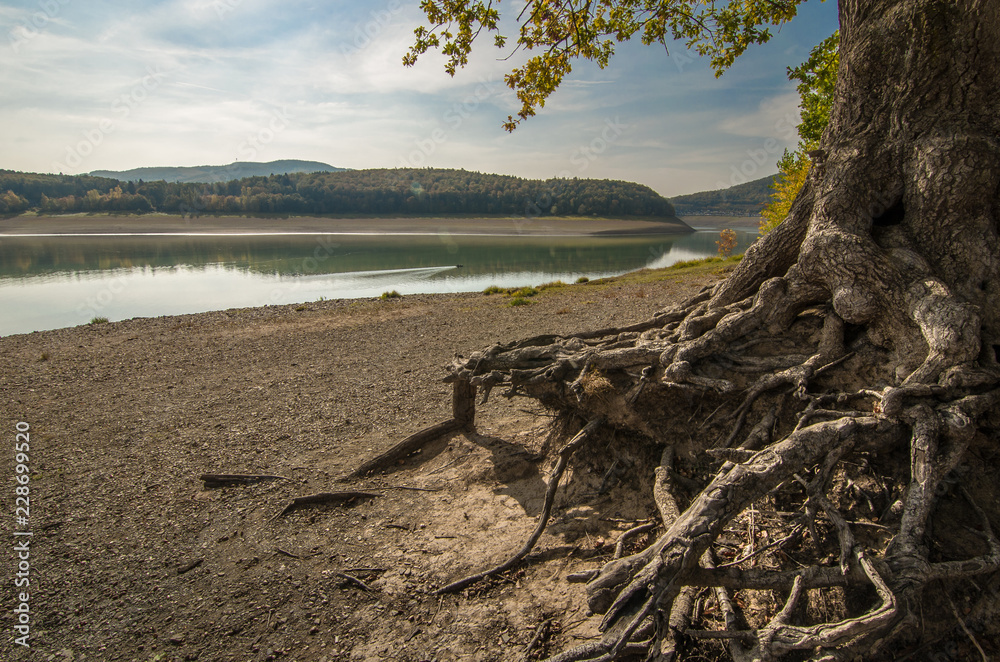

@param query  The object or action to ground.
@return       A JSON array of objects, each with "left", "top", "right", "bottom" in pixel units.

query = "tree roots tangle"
[
  {"left": 431, "top": 286, "right": 1000, "bottom": 659},
  {"left": 427, "top": 175, "right": 1000, "bottom": 658}
]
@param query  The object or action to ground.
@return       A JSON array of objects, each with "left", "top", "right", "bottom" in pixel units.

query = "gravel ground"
[{"left": 1, "top": 266, "right": 723, "bottom": 662}]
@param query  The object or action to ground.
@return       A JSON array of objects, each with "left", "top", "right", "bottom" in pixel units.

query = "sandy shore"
[
  {"left": 0, "top": 263, "right": 727, "bottom": 661},
  {"left": 0, "top": 213, "right": 693, "bottom": 236}
]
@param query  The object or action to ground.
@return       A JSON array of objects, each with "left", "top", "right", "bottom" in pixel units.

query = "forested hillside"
[
  {"left": 669, "top": 175, "right": 775, "bottom": 216},
  {"left": 89, "top": 159, "right": 345, "bottom": 184},
  {"left": 0, "top": 168, "right": 678, "bottom": 220}
]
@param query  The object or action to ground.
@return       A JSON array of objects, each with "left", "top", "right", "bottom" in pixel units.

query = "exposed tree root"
[
  {"left": 427, "top": 257, "right": 1000, "bottom": 660},
  {"left": 343, "top": 379, "right": 476, "bottom": 479},
  {"left": 272, "top": 491, "right": 381, "bottom": 520},
  {"left": 435, "top": 417, "right": 604, "bottom": 595}
]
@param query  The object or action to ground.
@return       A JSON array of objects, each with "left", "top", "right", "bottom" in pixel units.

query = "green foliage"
[
  {"left": 669, "top": 255, "right": 725, "bottom": 269},
  {"left": 380, "top": 290, "right": 402, "bottom": 300},
  {"left": 508, "top": 296, "right": 533, "bottom": 306},
  {"left": 537, "top": 280, "right": 566, "bottom": 290},
  {"left": 510, "top": 286, "right": 539, "bottom": 298},
  {"left": 482, "top": 285, "right": 505, "bottom": 295},
  {"left": 89, "top": 316, "right": 109, "bottom": 325},
  {"left": 575, "top": 276, "right": 590, "bottom": 284},
  {"left": 405, "top": 0, "right": 805, "bottom": 130},
  {"left": 0, "top": 168, "right": 676, "bottom": 219},
  {"left": 759, "top": 32, "right": 837, "bottom": 233},
  {"left": 788, "top": 31, "right": 839, "bottom": 145}
]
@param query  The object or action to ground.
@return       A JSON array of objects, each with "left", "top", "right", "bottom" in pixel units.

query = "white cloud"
[
  {"left": 0, "top": 0, "right": 835, "bottom": 193},
  {"left": 717, "top": 91, "right": 801, "bottom": 139}
]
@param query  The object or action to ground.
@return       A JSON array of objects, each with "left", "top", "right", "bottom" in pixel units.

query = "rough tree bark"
[{"left": 425, "top": 0, "right": 1000, "bottom": 659}]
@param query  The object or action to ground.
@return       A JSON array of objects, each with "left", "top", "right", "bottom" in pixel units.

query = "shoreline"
[{"left": 0, "top": 213, "right": 694, "bottom": 237}]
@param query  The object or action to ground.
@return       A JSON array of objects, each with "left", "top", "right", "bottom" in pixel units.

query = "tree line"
[{"left": 0, "top": 168, "right": 677, "bottom": 219}]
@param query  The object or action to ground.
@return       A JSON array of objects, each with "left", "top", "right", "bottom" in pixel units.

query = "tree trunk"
[{"left": 436, "top": 1, "right": 1000, "bottom": 659}]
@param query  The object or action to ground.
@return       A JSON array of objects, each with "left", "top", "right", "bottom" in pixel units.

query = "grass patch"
[
  {"left": 380, "top": 290, "right": 402, "bottom": 300},
  {"left": 575, "top": 276, "right": 590, "bottom": 284},
  {"left": 482, "top": 285, "right": 505, "bottom": 295},
  {"left": 509, "top": 296, "right": 533, "bottom": 307},
  {"left": 510, "top": 286, "right": 539, "bottom": 298},
  {"left": 536, "top": 280, "right": 566, "bottom": 291},
  {"left": 89, "top": 316, "right": 109, "bottom": 325},
  {"left": 295, "top": 305, "right": 308, "bottom": 311}
]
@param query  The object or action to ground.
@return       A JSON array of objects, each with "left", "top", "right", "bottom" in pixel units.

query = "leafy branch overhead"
[{"left": 404, "top": 0, "right": 805, "bottom": 130}]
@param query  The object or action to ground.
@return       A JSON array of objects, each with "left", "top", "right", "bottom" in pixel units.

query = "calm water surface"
[{"left": 0, "top": 222, "right": 758, "bottom": 336}]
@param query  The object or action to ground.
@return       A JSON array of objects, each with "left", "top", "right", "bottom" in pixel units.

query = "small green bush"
[
  {"left": 510, "top": 286, "right": 539, "bottom": 298},
  {"left": 509, "top": 296, "right": 532, "bottom": 306},
  {"left": 89, "top": 316, "right": 109, "bottom": 325},
  {"left": 380, "top": 290, "right": 402, "bottom": 300},
  {"left": 482, "top": 285, "right": 505, "bottom": 295},
  {"left": 575, "top": 276, "right": 590, "bottom": 284},
  {"left": 537, "top": 280, "right": 566, "bottom": 290}
]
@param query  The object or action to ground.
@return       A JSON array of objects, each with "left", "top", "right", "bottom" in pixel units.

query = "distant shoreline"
[{"left": 0, "top": 213, "right": 695, "bottom": 237}]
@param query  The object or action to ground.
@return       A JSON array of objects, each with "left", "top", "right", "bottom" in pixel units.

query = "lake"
[{"left": 0, "top": 220, "right": 758, "bottom": 336}]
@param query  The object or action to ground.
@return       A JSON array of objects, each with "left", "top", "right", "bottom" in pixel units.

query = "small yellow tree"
[
  {"left": 759, "top": 149, "right": 811, "bottom": 234},
  {"left": 716, "top": 228, "right": 737, "bottom": 257}
]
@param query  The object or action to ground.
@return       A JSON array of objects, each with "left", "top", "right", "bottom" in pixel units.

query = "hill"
[
  {"left": 89, "top": 159, "right": 345, "bottom": 183},
  {"left": 669, "top": 175, "right": 776, "bottom": 216},
  {"left": 0, "top": 167, "right": 684, "bottom": 224}
]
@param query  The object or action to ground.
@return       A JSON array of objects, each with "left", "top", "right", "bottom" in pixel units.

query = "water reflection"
[{"left": 0, "top": 228, "right": 757, "bottom": 336}]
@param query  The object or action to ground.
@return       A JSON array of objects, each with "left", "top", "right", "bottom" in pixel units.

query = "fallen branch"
[
  {"left": 345, "top": 419, "right": 463, "bottom": 479},
  {"left": 332, "top": 571, "right": 375, "bottom": 592},
  {"left": 273, "top": 491, "right": 381, "bottom": 520},
  {"left": 200, "top": 473, "right": 291, "bottom": 488}
]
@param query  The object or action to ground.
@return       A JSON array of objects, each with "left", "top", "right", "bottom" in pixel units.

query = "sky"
[{"left": 0, "top": 0, "right": 839, "bottom": 198}]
